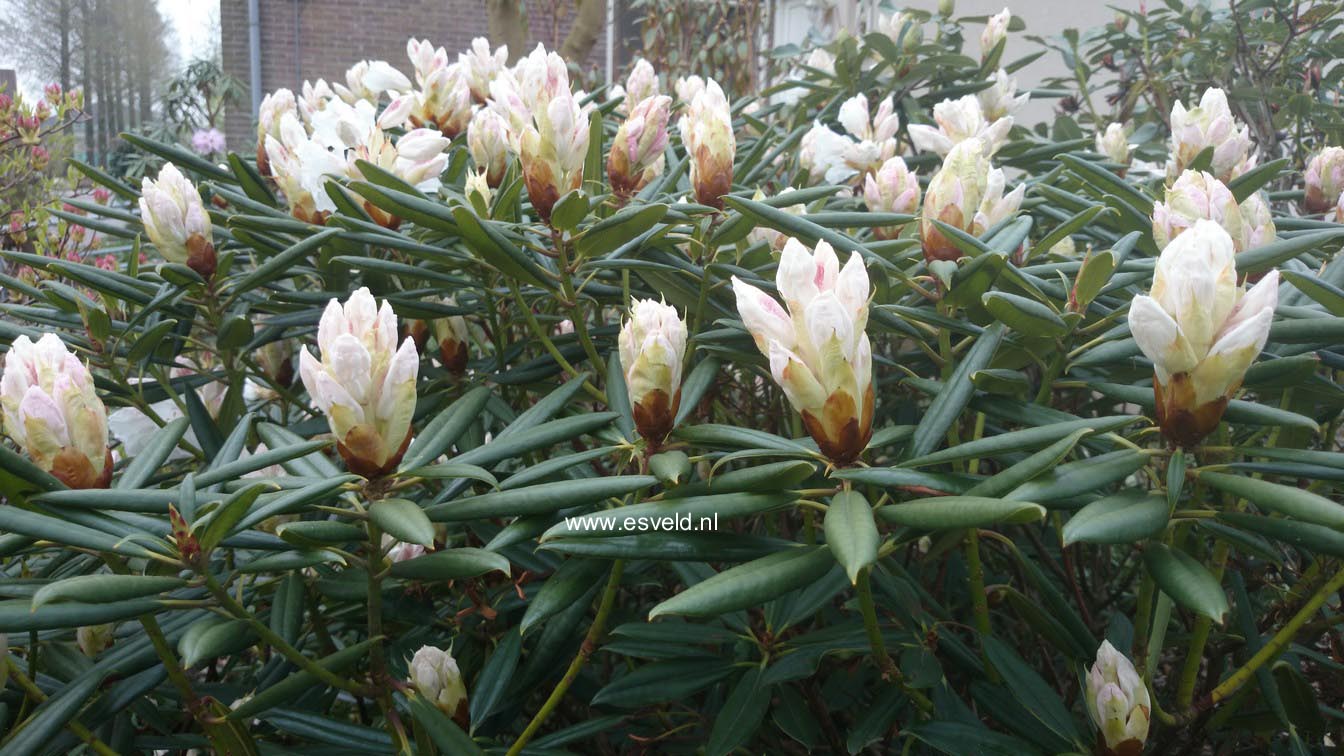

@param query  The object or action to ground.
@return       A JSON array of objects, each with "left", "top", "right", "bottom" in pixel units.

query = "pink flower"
[{"left": 191, "top": 128, "right": 227, "bottom": 155}]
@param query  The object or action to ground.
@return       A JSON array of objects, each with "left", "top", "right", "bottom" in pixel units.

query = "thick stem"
[
  {"left": 507, "top": 560, "right": 625, "bottom": 755},
  {"left": 1175, "top": 540, "right": 1230, "bottom": 707},
  {"left": 856, "top": 569, "right": 935, "bottom": 714}
]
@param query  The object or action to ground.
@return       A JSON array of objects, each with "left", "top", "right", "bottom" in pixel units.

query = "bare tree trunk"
[
  {"left": 59, "top": 0, "right": 72, "bottom": 90},
  {"left": 81, "top": 0, "right": 93, "bottom": 160},
  {"left": 560, "top": 0, "right": 605, "bottom": 66},
  {"left": 486, "top": 0, "right": 530, "bottom": 64}
]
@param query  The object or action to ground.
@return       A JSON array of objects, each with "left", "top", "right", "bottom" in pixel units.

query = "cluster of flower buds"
[
  {"left": 800, "top": 94, "right": 900, "bottom": 185},
  {"left": 459, "top": 37, "right": 509, "bottom": 103},
  {"left": 1166, "top": 88, "right": 1255, "bottom": 183},
  {"left": 299, "top": 287, "right": 419, "bottom": 477},
  {"left": 1304, "top": 146, "right": 1344, "bottom": 213},
  {"left": 1095, "top": 123, "right": 1133, "bottom": 168},
  {"left": 980, "top": 7, "right": 1012, "bottom": 59},
  {"left": 863, "top": 157, "right": 920, "bottom": 239},
  {"left": 618, "top": 299, "right": 688, "bottom": 445},
  {"left": 610, "top": 58, "right": 660, "bottom": 116},
  {"left": 1086, "top": 642, "right": 1151, "bottom": 756},
  {"left": 498, "top": 45, "right": 590, "bottom": 223},
  {"left": 256, "top": 88, "right": 297, "bottom": 174},
  {"left": 408, "top": 646, "right": 468, "bottom": 725},
  {"left": 262, "top": 94, "right": 450, "bottom": 227},
  {"left": 608, "top": 94, "right": 672, "bottom": 199},
  {"left": 334, "top": 60, "right": 412, "bottom": 104},
  {"left": 1, "top": 334, "right": 110, "bottom": 489},
  {"left": 1129, "top": 221, "right": 1278, "bottom": 448},
  {"left": 1153, "top": 170, "right": 1275, "bottom": 253},
  {"left": 977, "top": 68, "right": 1029, "bottom": 121},
  {"left": 679, "top": 78, "right": 735, "bottom": 208},
  {"left": 920, "top": 138, "right": 1023, "bottom": 262},
  {"left": 384, "top": 38, "right": 475, "bottom": 138},
  {"left": 733, "top": 239, "right": 873, "bottom": 464},
  {"left": 908, "top": 94, "right": 1013, "bottom": 158},
  {"left": 138, "top": 163, "right": 217, "bottom": 278}
]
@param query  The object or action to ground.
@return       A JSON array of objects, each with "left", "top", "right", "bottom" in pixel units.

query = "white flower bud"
[
  {"left": 1167, "top": 87, "right": 1255, "bottom": 183},
  {"left": 138, "top": 163, "right": 216, "bottom": 278},
  {"left": 618, "top": 299, "right": 688, "bottom": 444},
  {"left": 1095, "top": 122, "right": 1132, "bottom": 166},
  {"left": 1086, "top": 641, "right": 1151, "bottom": 753},
  {"left": 1304, "top": 146, "right": 1344, "bottom": 213},
  {"left": 908, "top": 95, "right": 1012, "bottom": 158},
  {"left": 678, "top": 78, "right": 735, "bottom": 208},
  {"left": 298, "top": 287, "right": 419, "bottom": 476},
  {"left": 1128, "top": 220, "right": 1278, "bottom": 446},
  {"left": 1, "top": 333, "right": 110, "bottom": 488},
  {"left": 980, "top": 7, "right": 1011, "bottom": 59},
  {"left": 408, "top": 646, "right": 468, "bottom": 720},
  {"left": 732, "top": 239, "right": 873, "bottom": 463}
]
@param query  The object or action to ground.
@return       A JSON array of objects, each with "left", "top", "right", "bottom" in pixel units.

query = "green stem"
[
  {"left": 965, "top": 528, "right": 998, "bottom": 682},
  {"left": 855, "top": 569, "right": 935, "bottom": 715},
  {"left": 202, "top": 571, "right": 362, "bottom": 693},
  {"left": 3, "top": 659, "right": 120, "bottom": 756},
  {"left": 507, "top": 559, "right": 625, "bottom": 756},
  {"left": 1205, "top": 564, "right": 1344, "bottom": 707},
  {"left": 1175, "top": 540, "right": 1230, "bottom": 708},
  {"left": 509, "top": 279, "right": 605, "bottom": 402},
  {"left": 554, "top": 232, "right": 606, "bottom": 382}
]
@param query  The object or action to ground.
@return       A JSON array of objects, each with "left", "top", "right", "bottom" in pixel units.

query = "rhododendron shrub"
[{"left": 2, "top": 5, "right": 1344, "bottom": 755}]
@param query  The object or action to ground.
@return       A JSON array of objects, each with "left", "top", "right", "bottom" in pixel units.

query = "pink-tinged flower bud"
[
  {"left": 921, "top": 138, "right": 989, "bottom": 262},
  {"left": 345, "top": 127, "right": 450, "bottom": 227},
  {"left": 44, "top": 82, "right": 63, "bottom": 103},
  {"left": 747, "top": 188, "right": 804, "bottom": 250},
  {"left": 468, "top": 107, "right": 511, "bottom": 187},
  {"left": 459, "top": 37, "right": 509, "bottom": 103},
  {"left": 801, "top": 94, "right": 899, "bottom": 184},
  {"left": 674, "top": 75, "right": 705, "bottom": 105},
  {"left": 138, "top": 163, "right": 216, "bottom": 278},
  {"left": 1128, "top": 220, "right": 1278, "bottom": 447},
  {"left": 77, "top": 624, "right": 115, "bottom": 657},
  {"left": 908, "top": 94, "right": 1012, "bottom": 157},
  {"left": 1304, "top": 146, "right": 1344, "bottom": 213},
  {"left": 1151, "top": 170, "right": 1275, "bottom": 253},
  {"left": 1095, "top": 122, "right": 1132, "bottom": 167},
  {"left": 980, "top": 7, "right": 1011, "bottom": 59},
  {"left": 1, "top": 334, "right": 110, "bottom": 489},
  {"left": 256, "top": 88, "right": 297, "bottom": 175},
  {"left": 409, "top": 646, "right": 468, "bottom": 725},
  {"left": 393, "top": 60, "right": 475, "bottom": 139},
  {"left": 678, "top": 78, "right": 735, "bottom": 208},
  {"left": 623, "top": 58, "right": 660, "bottom": 113},
  {"left": 978, "top": 68, "right": 1029, "bottom": 121},
  {"left": 1166, "top": 87, "right": 1255, "bottom": 183},
  {"left": 1086, "top": 641, "right": 1151, "bottom": 755},
  {"left": 618, "top": 299, "right": 687, "bottom": 444},
  {"left": 732, "top": 239, "right": 873, "bottom": 464},
  {"left": 608, "top": 94, "right": 671, "bottom": 199},
  {"left": 431, "top": 297, "right": 471, "bottom": 375},
  {"left": 335, "top": 60, "right": 412, "bottom": 104},
  {"left": 298, "top": 287, "right": 419, "bottom": 477},
  {"left": 863, "top": 157, "right": 920, "bottom": 239},
  {"left": 519, "top": 88, "right": 590, "bottom": 223},
  {"left": 406, "top": 38, "right": 450, "bottom": 86}
]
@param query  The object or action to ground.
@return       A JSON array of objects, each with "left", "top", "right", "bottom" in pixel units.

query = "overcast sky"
[{"left": 158, "top": 0, "right": 221, "bottom": 63}]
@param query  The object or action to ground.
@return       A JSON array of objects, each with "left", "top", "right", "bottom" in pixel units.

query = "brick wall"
[{"left": 221, "top": 0, "right": 610, "bottom": 151}]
